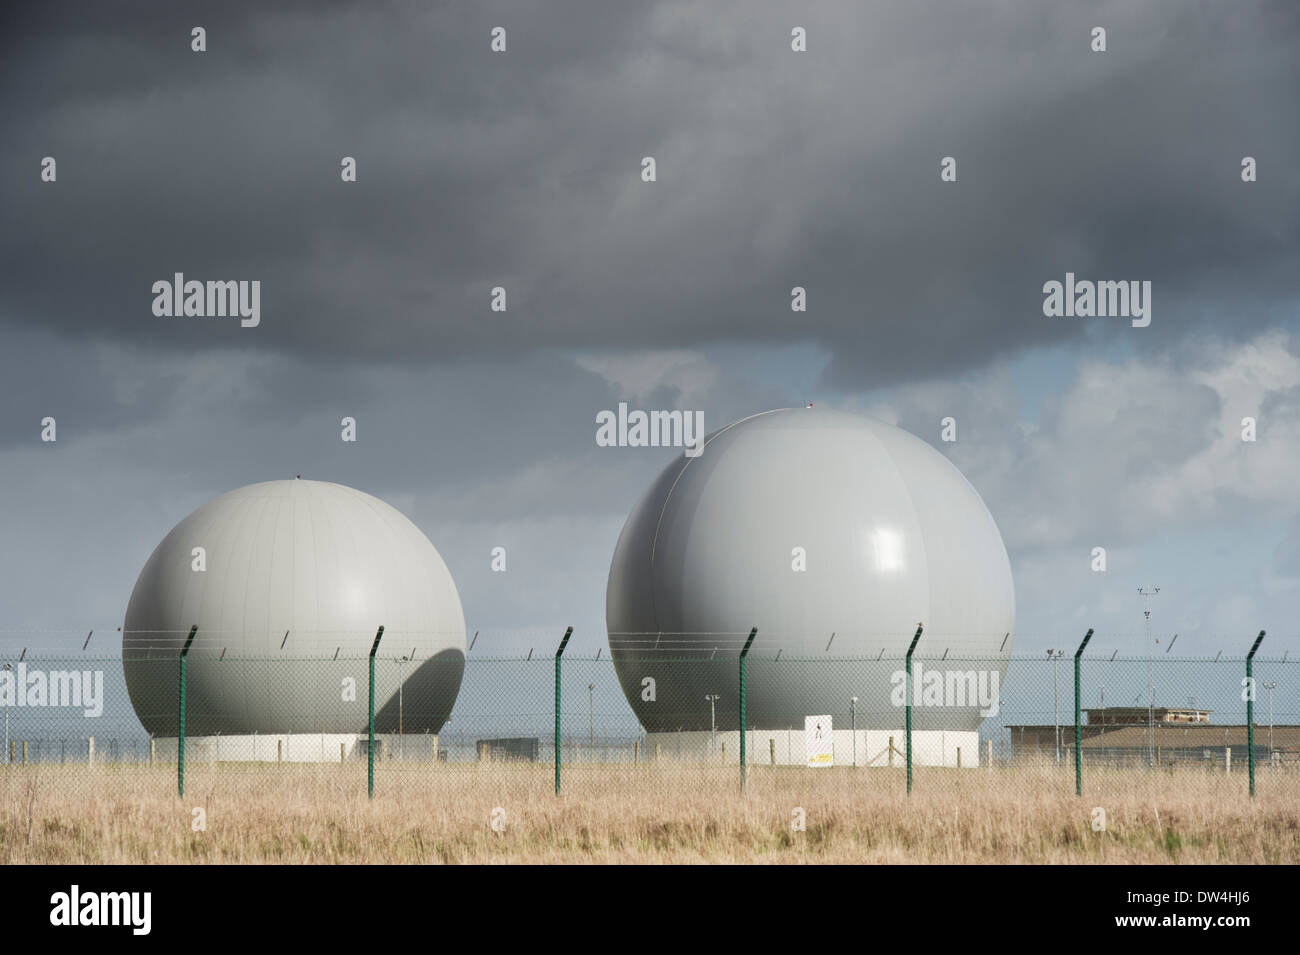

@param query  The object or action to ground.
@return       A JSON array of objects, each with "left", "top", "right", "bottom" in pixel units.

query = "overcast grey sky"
[{"left": 1, "top": 1, "right": 1297, "bottom": 657}]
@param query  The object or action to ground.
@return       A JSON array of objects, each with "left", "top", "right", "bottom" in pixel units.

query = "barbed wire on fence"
[{"left": 0, "top": 638, "right": 1295, "bottom": 804}]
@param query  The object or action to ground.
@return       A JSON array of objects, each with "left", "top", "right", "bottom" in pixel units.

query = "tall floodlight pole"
[
  {"left": 1138, "top": 585, "right": 1159, "bottom": 766},
  {"left": 705, "top": 695, "right": 720, "bottom": 755}
]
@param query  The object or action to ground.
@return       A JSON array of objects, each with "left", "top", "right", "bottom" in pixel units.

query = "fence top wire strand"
[
  {"left": 3, "top": 652, "right": 1296, "bottom": 664},
  {"left": 3, "top": 626, "right": 1296, "bottom": 659}
]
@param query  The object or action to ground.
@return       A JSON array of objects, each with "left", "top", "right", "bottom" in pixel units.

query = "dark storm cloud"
[
  {"left": 1, "top": 1, "right": 1296, "bottom": 388},
  {"left": 2, "top": 1, "right": 1298, "bottom": 651},
  {"left": 0, "top": 335, "right": 786, "bottom": 644}
]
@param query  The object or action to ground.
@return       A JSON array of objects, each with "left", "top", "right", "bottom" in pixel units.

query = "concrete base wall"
[
  {"left": 151, "top": 733, "right": 439, "bottom": 763},
  {"left": 645, "top": 729, "right": 981, "bottom": 767}
]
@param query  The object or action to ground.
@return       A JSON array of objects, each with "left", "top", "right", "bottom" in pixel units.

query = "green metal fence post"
[
  {"left": 554, "top": 626, "right": 573, "bottom": 795},
  {"left": 739, "top": 627, "right": 758, "bottom": 791},
  {"left": 1247, "top": 629, "right": 1265, "bottom": 798},
  {"left": 905, "top": 622, "right": 924, "bottom": 795},
  {"left": 178, "top": 625, "right": 197, "bottom": 798},
  {"left": 1073, "top": 628, "right": 1093, "bottom": 797},
  {"left": 368, "top": 625, "right": 384, "bottom": 799}
]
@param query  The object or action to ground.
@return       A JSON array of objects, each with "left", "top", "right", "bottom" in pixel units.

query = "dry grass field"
[{"left": 2, "top": 761, "right": 1297, "bottom": 864}]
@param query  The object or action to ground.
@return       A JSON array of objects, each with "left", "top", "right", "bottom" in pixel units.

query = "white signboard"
[{"left": 805, "top": 715, "right": 833, "bottom": 767}]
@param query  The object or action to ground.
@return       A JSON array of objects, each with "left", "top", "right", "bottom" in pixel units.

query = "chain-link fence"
[{"left": 1, "top": 630, "right": 1296, "bottom": 805}]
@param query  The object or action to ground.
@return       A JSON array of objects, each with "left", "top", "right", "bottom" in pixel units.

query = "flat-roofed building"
[{"left": 1006, "top": 709, "right": 1300, "bottom": 767}]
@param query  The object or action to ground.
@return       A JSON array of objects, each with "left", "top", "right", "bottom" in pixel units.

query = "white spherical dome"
[
  {"left": 606, "top": 407, "right": 1015, "bottom": 732},
  {"left": 123, "top": 479, "right": 465, "bottom": 735}
]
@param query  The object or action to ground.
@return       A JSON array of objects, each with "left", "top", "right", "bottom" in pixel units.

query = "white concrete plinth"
[
  {"left": 645, "top": 729, "right": 980, "bottom": 767},
  {"left": 151, "top": 733, "right": 440, "bottom": 763}
]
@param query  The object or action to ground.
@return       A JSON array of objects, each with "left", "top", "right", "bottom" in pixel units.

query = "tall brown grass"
[{"left": 1, "top": 761, "right": 1296, "bottom": 863}]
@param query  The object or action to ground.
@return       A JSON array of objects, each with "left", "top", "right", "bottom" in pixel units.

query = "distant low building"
[
  {"left": 1085, "top": 706, "right": 1210, "bottom": 725},
  {"left": 476, "top": 737, "right": 540, "bottom": 761},
  {"left": 1006, "top": 707, "right": 1299, "bottom": 765}
]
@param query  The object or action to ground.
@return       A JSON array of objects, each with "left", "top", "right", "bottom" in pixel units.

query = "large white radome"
[
  {"left": 606, "top": 407, "right": 1015, "bottom": 733},
  {"left": 122, "top": 479, "right": 466, "bottom": 735}
]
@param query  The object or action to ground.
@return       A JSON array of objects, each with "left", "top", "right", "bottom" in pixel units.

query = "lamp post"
[
  {"left": 705, "top": 694, "right": 720, "bottom": 755},
  {"left": 396, "top": 654, "right": 411, "bottom": 761},
  {"left": 1047, "top": 649, "right": 1064, "bottom": 764},
  {"left": 1262, "top": 681, "right": 1277, "bottom": 761},
  {"left": 1138, "top": 585, "right": 1160, "bottom": 766},
  {"left": 2, "top": 662, "right": 9, "bottom": 764},
  {"left": 999, "top": 697, "right": 1005, "bottom": 762},
  {"left": 588, "top": 683, "right": 595, "bottom": 751},
  {"left": 850, "top": 697, "right": 858, "bottom": 767}
]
